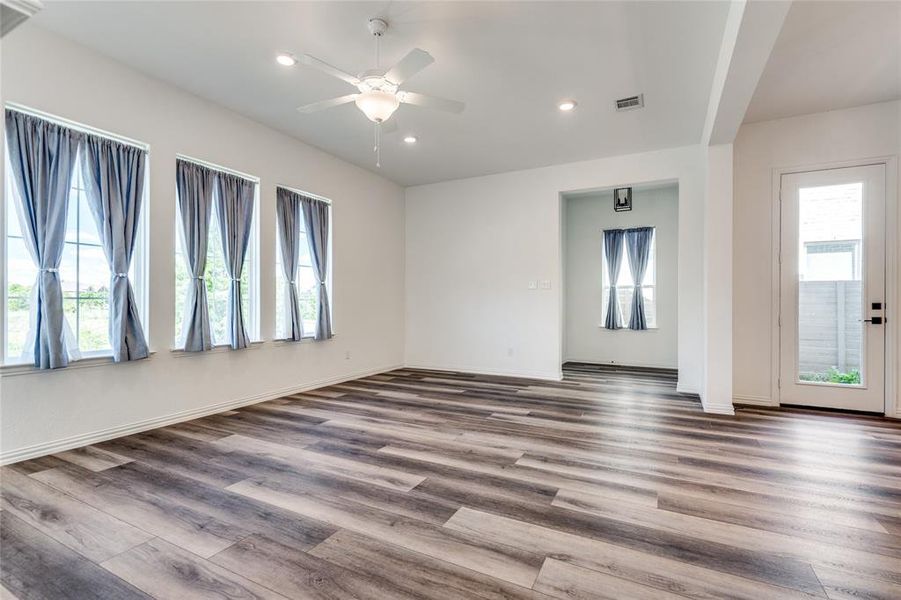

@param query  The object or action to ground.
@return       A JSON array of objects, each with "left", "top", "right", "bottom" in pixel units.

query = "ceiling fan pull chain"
[{"left": 374, "top": 122, "right": 381, "bottom": 168}]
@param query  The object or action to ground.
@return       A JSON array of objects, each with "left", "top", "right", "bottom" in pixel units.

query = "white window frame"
[
  {"left": 274, "top": 186, "right": 333, "bottom": 340},
  {"left": 601, "top": 228, "right": 658, "bottom": 330},
  {"left": 173, "top": 155, "right": 260, "bottom": 350},
  {"left": 2, "top": 103, "right": 150, "bottom": 365}
]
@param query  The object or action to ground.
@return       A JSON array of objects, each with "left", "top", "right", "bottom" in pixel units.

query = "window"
[
  {"left": 4, "top": 134, "right": 148, "bottom": 363},
  {"left": 173, "top": 163, "right": 259, "bottom": 348},
  {"left": 601, "top": 229, "right": 657, "bottom": 328},
  {"left": 274, "top": 197, "right": 331, "bottom": 339}
]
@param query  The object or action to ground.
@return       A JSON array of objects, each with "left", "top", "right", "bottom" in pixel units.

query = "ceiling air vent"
[{"left": 615, "top": 94, "right": 644, "bottom": 112}]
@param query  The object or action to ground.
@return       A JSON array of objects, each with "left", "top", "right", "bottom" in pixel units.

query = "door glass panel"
[{"left": 797, "top": 183, "right": 863, "bottom": 385}]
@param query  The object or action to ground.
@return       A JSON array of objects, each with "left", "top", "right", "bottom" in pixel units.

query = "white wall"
[
  {"left": 703, "top": 143, "right": 734, "bottom": 413},
  {"left": 0, "top": 25, "right": 406, "bottom": 462},
  {"left": 733, "top": 100, "right": 900, "bottom": 415},
  {"left": 405, "top": 145, "right": 708, "bottom": 394},
  {"left": 563, "top": 185, "right": 679, "bottom": 369}
]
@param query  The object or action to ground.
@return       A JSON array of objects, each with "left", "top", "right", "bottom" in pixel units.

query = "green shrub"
[{"left": 799, "top": 367, "right": 861, "bottom": 384}]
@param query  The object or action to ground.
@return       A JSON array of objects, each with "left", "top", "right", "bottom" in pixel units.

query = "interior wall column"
[{"left": 702, "top": 143, "right": 735, "bottom": 413}]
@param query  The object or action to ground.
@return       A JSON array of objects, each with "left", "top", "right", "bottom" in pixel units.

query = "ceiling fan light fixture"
[
  {"left": 276, "top": 53, "right": 297, "bottom": 67},
  {"left": 558, "top": 99, "right": 577, "bottom": 111},
  {"left": 355, "top": 90, "right": 400, "bottom": 123}
]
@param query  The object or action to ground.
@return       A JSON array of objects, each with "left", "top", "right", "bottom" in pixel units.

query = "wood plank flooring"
[{"left": 2, "top": 365, "right": 901, "bottom": 599}]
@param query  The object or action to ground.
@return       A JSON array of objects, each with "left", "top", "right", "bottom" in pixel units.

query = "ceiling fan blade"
[
  {"left": 384, "top": 48, "right": 434, "bottom": 85},
  {"left": 296, "top": 94, "right": 359, "bottom": 113},
  {"left": 299, "top": 54, "right": 360, "bottom": 86},
  {"left": 397, "top": 91, "right": 465, "bottom": 114}
]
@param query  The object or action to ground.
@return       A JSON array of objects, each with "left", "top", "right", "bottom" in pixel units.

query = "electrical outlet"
[{"left": 528, "top": 280, "right": 538, "bottom": 290}]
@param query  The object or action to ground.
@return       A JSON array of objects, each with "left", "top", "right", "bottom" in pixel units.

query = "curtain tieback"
[
  {"left": 192, "top": 275, "right": 205, "bottom": 281},
  {"left": 230, "top": 277, "right": 241, "bottom": 282},
  {"left": 288, "top": 279, "right": 296, "bottom": 285},
  {"left": 113, "top": 272, "right": 129, "bottom": 279},
  {"left": 39, "top": 267, "right": 59, "bottom": 273}
]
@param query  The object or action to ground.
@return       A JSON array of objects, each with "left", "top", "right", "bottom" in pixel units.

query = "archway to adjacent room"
[{"left": 560, "top": 181, "right": 679, "bottom": 380}]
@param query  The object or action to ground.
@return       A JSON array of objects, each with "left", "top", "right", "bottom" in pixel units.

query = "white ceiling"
[
  {"left": 745, "top": 1, "right": 901, "bottom": 124},
  {"left": 33, "top": 1, "right": 731, "bottom": 186}
]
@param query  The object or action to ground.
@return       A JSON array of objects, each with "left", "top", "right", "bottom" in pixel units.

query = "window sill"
[
  {"left": 0, "top": 351, "right": 157, "bottom": 377},
  {"left": 597, "top": 324, "right": 660, "bottom": 331},
  {"left": 170, "top": 340, "right": 265, "bottom": 356},
  {"left": 271, "top": 335, "right": 328, "bottom": 345}
]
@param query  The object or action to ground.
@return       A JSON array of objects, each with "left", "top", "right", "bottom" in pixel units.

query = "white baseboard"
[
  {"left": 0, "top": 364, "right": 402, "bottom": 466},
  {"left": 733, "top": 394, "right": 777, "bottom": 407},
  {"left": 676, "top": 381, "right": 700, "bottom": 396},
  {"left": 403, "top": 363, "right": 563, "bottom": 382},
  {"left": 563, "top": 358, "right": 678, "bottom": 371},
  {"left": 701, "top": 402, "right": 736, "bottom": 415}
]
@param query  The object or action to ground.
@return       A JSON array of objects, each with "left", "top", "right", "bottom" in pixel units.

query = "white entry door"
[{"left": 779, "top": 164, "right": 886, "bottom": 412}]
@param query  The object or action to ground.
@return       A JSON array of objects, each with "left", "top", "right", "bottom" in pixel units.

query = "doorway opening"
[{"left": 561, "top": 182, "right": 679, "bottom": 375}]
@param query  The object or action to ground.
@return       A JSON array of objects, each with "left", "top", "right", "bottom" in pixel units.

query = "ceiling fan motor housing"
[{"left": 368, "top": 18, "right": 388, "bottom": 37}]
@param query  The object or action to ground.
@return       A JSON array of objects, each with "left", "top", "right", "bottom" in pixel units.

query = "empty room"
[{"left": 1, "top": 1, "right": 900, "bottom": 599}]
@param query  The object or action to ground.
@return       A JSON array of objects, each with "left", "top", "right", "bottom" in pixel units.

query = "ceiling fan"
[{"left": 290, "top": 17, "right": 465, "bottom": 167}]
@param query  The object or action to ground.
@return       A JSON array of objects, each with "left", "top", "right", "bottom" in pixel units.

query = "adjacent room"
[{"left": 1, "top": 1, "right": 899, "bottom": 599}]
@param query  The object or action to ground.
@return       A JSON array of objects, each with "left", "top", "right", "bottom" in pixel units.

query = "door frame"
[{"left": 770, "top": 156, "right": 899, "bottom": 416}]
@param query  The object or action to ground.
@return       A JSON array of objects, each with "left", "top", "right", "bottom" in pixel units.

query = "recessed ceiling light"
[
  {"left": 403, "top": 135, "right": 417, "bottom": 144},
  {"left": 558, "top": 99, "right": 577, "bottom": 111},
  {"left": 276, "top": 53, "right": 297, "bottom": 67}
]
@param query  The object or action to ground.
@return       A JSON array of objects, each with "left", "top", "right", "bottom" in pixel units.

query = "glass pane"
[
  {"left": 298, "top": 232, "right": 313, "bottom": 267},
  {"left": 7, "top": 193, "right": 23, "bottom": 238},
  {"left": 60, "top": 242, "right": 78, "bottom": 296},
  {"left": 78, "top": 296, "right": 110, "bottom": 352},
  {"left": 797, "top": 183, "right": 863, "bottom": 385},
  {"left": 77, "top": 197, "right": 103, "bottom": 246},
  {"left": 78, "top": 244, "right": 110, "bottom": 294},
  {"left": 65, "top": 188, "right": 80, "bottom": 243},
  {"left": 206, "top": 210, "right": 230, "bottom": 346},
  {"left": 6, "top": 235, "right": 34, "bottom": 359},
  {"left": 174, "top": 212, "right": 189, "bottom": 346},
  {"left": 642, "top": 287, "right": 657, "bottom": 329},
  {"left": 63, "top": 297, "right": 78, "bottom": 343},
  {"left": 298, "top": 265, "right": 317, "bottom": 334},
  {"left": 275, "top": 233, "right": 286, "bottom": 338}
]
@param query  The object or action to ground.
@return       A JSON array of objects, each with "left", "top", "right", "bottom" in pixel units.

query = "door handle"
[{"left": 864, "top": 317, "right": 883, "bottom": 325}]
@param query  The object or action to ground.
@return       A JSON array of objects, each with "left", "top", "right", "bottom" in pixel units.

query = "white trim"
[
  {"left": 5, "top": 102, "right": 148, "bottom": 151},
  {"left": 564, "top": 357, "right": 677, "bottom": 371},
  {"left": 176, "top": 153, "right": 259, "bottom": 183},
  {"left": 0, "top": 363, "right": 401, "bottom": 465},
  {"left": 169, "top": 340, "right": 265, "bottom": 357},
  {"left": 276, "top": 184, "right": 333, "bottom": 205},
  {"left": 404, "top": 363, "right": 563, "bottom": 382},
  {"left": 771, "top": 156, "right": 899, "bottom": 416},
  {"left": 701, "top": 402, "right": 736, "bottom": 415},
  {"left": 1, "top": 0, "right": 43, "bottom": 17},
  {"left": 676, "top": 382, "right": 700, "bottom": 396},
  {"left": 0, "top": 351, "right": 157, "bottom": 377},
  {"left": 733, "top": 393, "right": 777, "bottom": 407}
]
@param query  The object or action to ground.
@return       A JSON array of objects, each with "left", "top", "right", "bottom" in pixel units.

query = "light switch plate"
[
  {"left": 540, "top": 280, "right": 551, "bottom": 290},
  {"left": 528, "top": 280, "right": 538, "bottom": 290}
]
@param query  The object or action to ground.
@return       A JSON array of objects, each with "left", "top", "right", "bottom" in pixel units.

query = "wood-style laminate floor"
[{"left": 2, "top": 365, "right": 901, "bottom": 599}]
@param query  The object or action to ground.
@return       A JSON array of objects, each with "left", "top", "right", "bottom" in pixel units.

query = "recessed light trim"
[
  {"left": 276, "top": 53, "right": 297, "bottom": 67},
  {"left": 403, "top": 135, "right": 418, "bottom": 144},
  {"left": 558, "top": 99, "right": 577, "bottom": 111}
]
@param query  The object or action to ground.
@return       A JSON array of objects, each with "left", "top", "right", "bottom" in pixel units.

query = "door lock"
[{"left": 864, "top": 317, "right": 883, "bottom": 325}]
